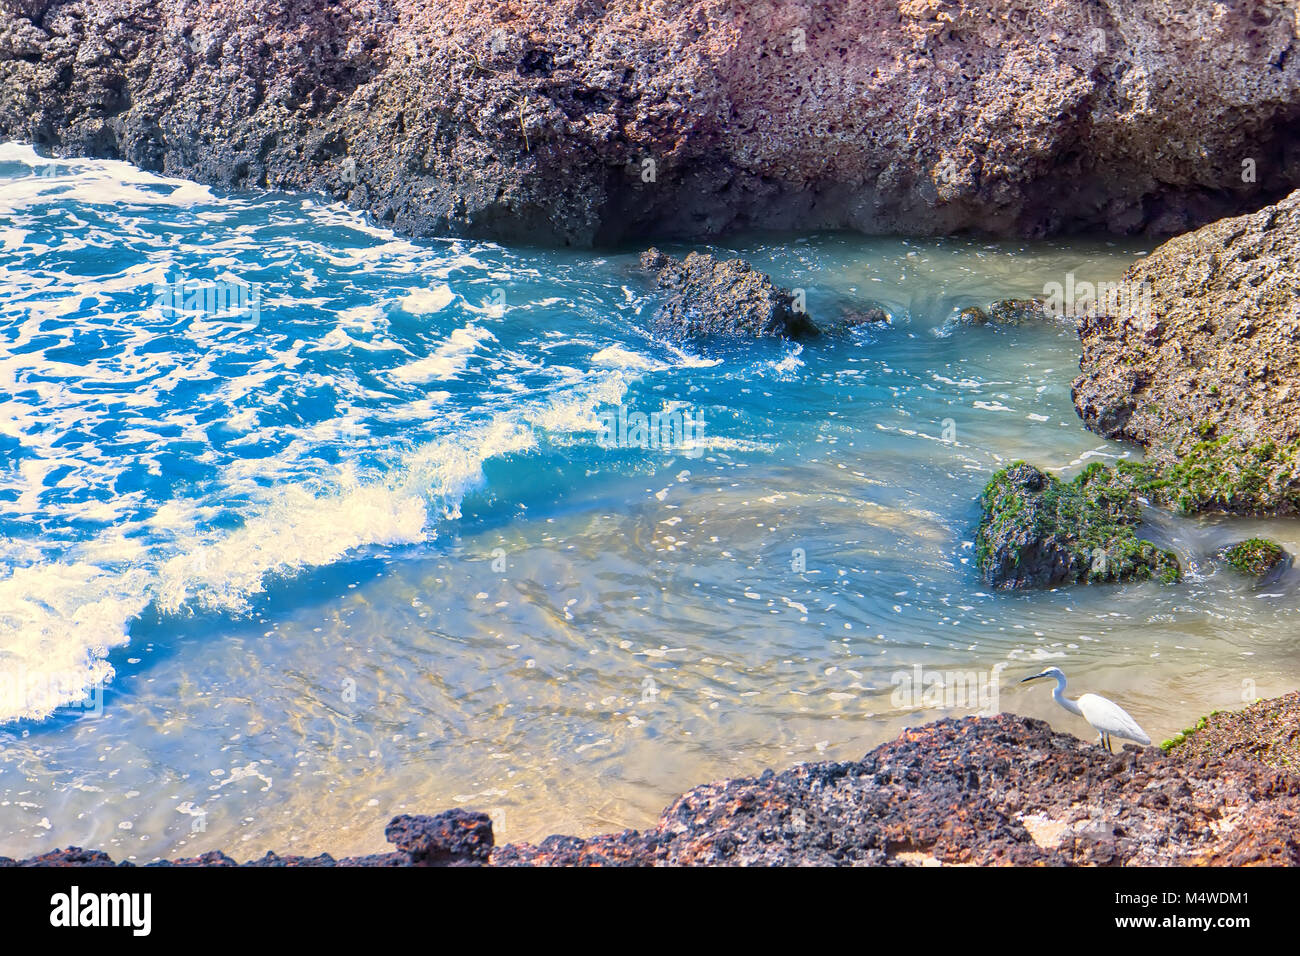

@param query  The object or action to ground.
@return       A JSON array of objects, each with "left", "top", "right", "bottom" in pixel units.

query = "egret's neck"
[{"left": 1052, "top": 674, "right": 1083, "bottom": 716}]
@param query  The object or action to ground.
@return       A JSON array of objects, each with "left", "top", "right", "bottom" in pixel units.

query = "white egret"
[{"left": 1020, "top": 667, "right": 1151, "bottom": 752}]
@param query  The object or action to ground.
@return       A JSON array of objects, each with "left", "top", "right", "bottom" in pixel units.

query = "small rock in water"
[
  {"left": 975, "top": 461, "right": 1180, "bottom": 589},
  {"left": 839, "top": 304, "right": 892, "bottom": 327},
  {"left": 1217, "top": 538, "right": 1290, "bottom": 577},
  {"left": 639, "top": 247, "right": 820, "bottom": 342},
  {"left": 951, "top": 298, "right": 1057, "bottom": 330}
]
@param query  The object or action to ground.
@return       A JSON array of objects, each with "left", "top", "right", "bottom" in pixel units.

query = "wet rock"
[
  {"left": 975, "top": 461, "right": 1180, "bottom": 589},
  {"left": 155, "top": 850, "right": 240, "bottom": 867},
  {"left": 1217, "top": 538, "right": 1290, "bottom": 576},
  {"left": 1073, "top": 189, "right": 1300, "bottom": 515},
  {"left": 3, "top": 2, "right": 1298, "bottom": 245},
  {"left": 839, "top": 304, "right": 892, "bottom": 328},
  {"left": 953, "top": 298, "right": 1057, "bottom": 329},
  {"left": 383, "top": 809, "right": 494, "bottom": 866},
  {"left": 640, "top": 247, "right": 819, "bottom": 341},
  {"left": 0, "top": 847, "right": 125, "bottom": 867}
]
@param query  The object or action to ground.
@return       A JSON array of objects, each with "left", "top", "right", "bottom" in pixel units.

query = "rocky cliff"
[{"left": 3, "top": 0, "right": 1298, "bottom": 245}]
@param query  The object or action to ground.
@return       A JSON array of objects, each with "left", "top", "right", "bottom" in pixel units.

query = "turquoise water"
[{"left": 1, "top": 142, "right": 1298, "bottom": 860}]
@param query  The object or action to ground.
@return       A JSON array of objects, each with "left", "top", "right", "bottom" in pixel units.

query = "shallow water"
[{"left": 1, "top": 142, "right": 1297, "bottom": 860}]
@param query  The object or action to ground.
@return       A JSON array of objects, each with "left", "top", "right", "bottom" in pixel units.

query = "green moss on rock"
[
  {"left": 976, "top": 461, "right": 1180, "bottom": 589},
  {"left": 1167, "top": 434, "right": 1293, "bottom": 512},
  {"left": 1219, "top": 537, "right": 1287, "bottom": 576},
  {"left": 1077, "top": 428, "right": 1300, "bottom": 517},
  {"left": 1161, "top": 714, "right": 1212, "bottom": 752},
  {"left": 1150, "top": 430, "right": 1300, "bottom": 515}
]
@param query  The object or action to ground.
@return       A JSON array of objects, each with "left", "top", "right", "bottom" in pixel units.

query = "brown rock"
[
  {"left": 1072, "top": 188, "right": 1300, "bottom": 514},
  {"left": 384, "top": 809, "right": 494, "bottom": 866},
  {"left": 2, "top": 1, "right": 1298, "bottom": 245},
  {"left": 640, "top": 247, "right": 820, "bottom": 340}
]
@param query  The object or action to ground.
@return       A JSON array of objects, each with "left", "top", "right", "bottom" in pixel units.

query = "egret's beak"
[{"left": 1020, "top": 672, "right": 1049, "bottom": 684}]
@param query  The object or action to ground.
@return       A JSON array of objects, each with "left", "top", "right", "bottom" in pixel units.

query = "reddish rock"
[
  {"left": 6, "top": 698, "right": 1300, "bottom": 867},
  {"left": 2, "top": 1, "right": 1297, "bottom": 245},
  {"left": 384, "top": 809, "right": 494, "bottom": 866}
]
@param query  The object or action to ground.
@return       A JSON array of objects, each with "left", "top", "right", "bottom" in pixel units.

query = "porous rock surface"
[
  {"left": 8, "top": 698, "right": 1300, "bottom": 866},
  {"left": 640, "top": 246, "right": 819, "bottom": 340},
  {"left": 1072, "top": 188, "right": 1300, "bottom": 515},
  {"left": 3, "top": 0, "right": 1298, "bottom": 246},
  {"left": 975, "top": 462, "right": 1179, "bottom": 590}
]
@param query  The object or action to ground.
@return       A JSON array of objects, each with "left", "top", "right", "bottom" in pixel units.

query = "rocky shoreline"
[
  {"left": 3, "top": 1, "right": 1299, "bottom": 245},
  {"left": 7, "top": 694, "right": 1299, "bottom": 866}
]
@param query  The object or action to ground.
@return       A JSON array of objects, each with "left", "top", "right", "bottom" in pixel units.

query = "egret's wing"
[{"left": 1078, "top": 694, "right": 1151, "bottom": 745}]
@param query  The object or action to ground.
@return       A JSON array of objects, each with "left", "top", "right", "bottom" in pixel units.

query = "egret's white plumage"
[{"left": 1020, "top": 666, "right": 1151, "bottom": 751}]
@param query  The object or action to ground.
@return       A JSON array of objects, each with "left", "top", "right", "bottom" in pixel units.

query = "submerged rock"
[
  {"left": 954, "top": 298, "right": 1057, "bottom": 329},
  {"left": 1218, "top": 538, "right": 1290, "bottom": 577},
  {"left": 3, "top": 2, "right": 1298, "bottom": 245},
  {"left": 1073, "top": 189, "right": 1300, "bottom": 515},
  {"left": 838, "top": 304, "right": 892, "bottom": 328},
  {"left": 975, "top": 462, "right": 1180, "bottom": 589},
  {"left": 640, "top": 247, "right": 819, "bottom": 341}
]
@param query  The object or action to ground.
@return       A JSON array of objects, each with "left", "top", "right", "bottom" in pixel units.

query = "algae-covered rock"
[
  {"left": 1218, "top": 538, "right": 1289, "bottom": 577},
  {"left": 976, "top": 461, "right": 1180, "bottom": 589},
  {"left": 1073, "top": 190, "right": 1300, "bottom": 515},
  {"left": 1141, "top": 430, "right": 1300, "bottom": 516}
]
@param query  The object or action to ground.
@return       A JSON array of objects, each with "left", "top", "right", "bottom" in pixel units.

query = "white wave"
[
  {"left": 760, "top": 343, "right": 805, "bottom": 378},
  {"left": 390, "top": 324, "right": 496, "bottom": 383},
  {"left": 0, "top": 562, "right": 151, "bottom": 722},
  {"left": 0, "top": 363, "right": 636, "bottom": 722},
  {"left": 661, "top": 342, "right": 724, "bottom": 369},
  {"left": 311, "top": 326, "right": 408, "bottom": 353},
  {"left": 0, "top": 142, "right": 663, "bottom": 725},
  {"left": 592, "top": 345, "right": 662, "bottom": 370},
  {"left": 152, "top": 481, "right": 428, "bottom": 613},
  {"left": 0, "top": 142, "right": 216, "bottom": 212},
  {"left": 398, "top": 284, "right": 457, "bottom": 314}
]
